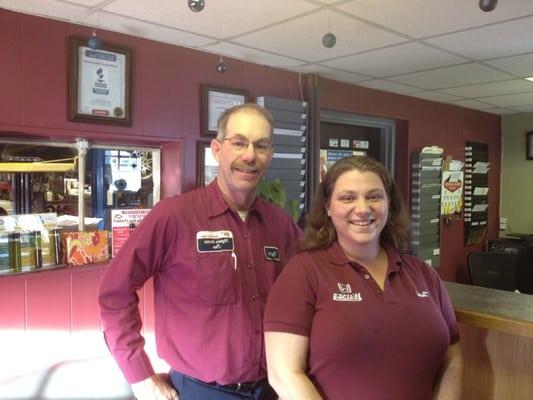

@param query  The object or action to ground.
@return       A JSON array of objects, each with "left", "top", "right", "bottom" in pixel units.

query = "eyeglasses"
[{"left": 222, "top": 136, "right": 273, "bottom": 155}]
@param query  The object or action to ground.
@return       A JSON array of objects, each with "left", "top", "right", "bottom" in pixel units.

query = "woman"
[{"left": 264, "top": 156, "right": 462, "bottom": 400}]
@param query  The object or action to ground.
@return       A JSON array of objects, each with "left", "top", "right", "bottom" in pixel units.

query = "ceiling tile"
[
  {"left": 506, "top": 104, "right": 533, "bottom": 113},
  {"left": 103, "top": 0, "right": 318, "bottom": 39},
  {"left": 204, "top": 42, "right": 305, "bottom": 69},
  {"left": 322, "top": 42, "right": 467, "bottom": 77},
  {"left": 409, "top": 91, "right": 462, "bottom": 103},
  {"left": 82, "top": 12, "right": 214, "bottom": 47},
  {"left": 484, "top": 107, "right": 516, "bottom": 114},
  {"left": 439, "top": 79, "right": 533, "bottom": 98},
  {"left": 0, "top": 0, "right": 88, "bottom": 21},
  {"left": 480, "top": 92, "right": 533, "bottom": 107},
  {"left": 425, "top": 17, "right": 533, "bottom": 60},
  {"left": 337, "top": 0, "right": 533, "bottom": 39},
  {"left": 233, "top": 10, "right": 406, "bottom": 62},
  {"left": 59, "top": 0, "right": 106, "bottom": 6},
  {"left": 295, "top": 65, "right": 369, "bottom": 84},
  {"left": 448, "top": 99, "right": 493, "bottom": 110},
  {"left": 357, "top": 79, "right": 421, "bottom": 95},
  {"left": 485, "top": 53, "right": 533, "bottom": 77},
  {"left": 389, "top": 63, "right": 514, "bottom": 90}
]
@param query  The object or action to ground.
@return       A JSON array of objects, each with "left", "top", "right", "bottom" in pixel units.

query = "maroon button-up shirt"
[{"left": 98, "top": 181, "right": 301, "bottom": 384}]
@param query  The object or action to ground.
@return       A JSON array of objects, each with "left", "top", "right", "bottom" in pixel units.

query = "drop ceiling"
[{"left": 2, "top": 0, "right": 533, "bottom": 115}]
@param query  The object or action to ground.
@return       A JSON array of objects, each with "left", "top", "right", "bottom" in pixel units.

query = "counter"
[{"left": 445, "top": 282, "right": 533, "bottom": 400}]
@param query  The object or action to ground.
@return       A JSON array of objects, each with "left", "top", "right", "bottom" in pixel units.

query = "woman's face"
[{"left": 327, "top": 169, "right": 389, "bottom": 252}]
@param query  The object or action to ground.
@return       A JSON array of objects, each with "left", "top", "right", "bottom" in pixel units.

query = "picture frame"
[
  {"left": 526, "top": 131, "right": 533, "bottom": 160},
  {"left": 68, "top": 36, "right": 132, "bottom": 126},
  {"left": 201, "top": 84, "right": 249, "bottom": 136},
  {"left": 196, "top": 140, "right": 219, "bottom": 187}
]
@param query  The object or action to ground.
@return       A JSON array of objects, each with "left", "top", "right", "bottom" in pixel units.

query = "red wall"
[{"left": 0, "top": 9, "right": 501, "bottom": 391}]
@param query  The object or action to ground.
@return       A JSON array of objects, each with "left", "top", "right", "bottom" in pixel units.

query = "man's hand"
[{"left": 131, "top": 374, "right": 179, "bottom": 400}]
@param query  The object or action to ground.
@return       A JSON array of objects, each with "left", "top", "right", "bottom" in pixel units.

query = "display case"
[{"left": 0, "top": 136, "right": 161, "bottom": 273}]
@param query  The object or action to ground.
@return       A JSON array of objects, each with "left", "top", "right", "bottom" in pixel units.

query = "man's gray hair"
[{"left": 216, "top": 103, "right": 274, "bottom": 141}]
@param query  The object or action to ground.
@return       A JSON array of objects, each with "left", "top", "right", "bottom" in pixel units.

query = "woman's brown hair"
[{"left": 301, "top": 155, "right": 411, "bottom": 252}]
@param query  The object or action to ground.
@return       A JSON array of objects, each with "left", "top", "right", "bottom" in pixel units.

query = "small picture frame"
[
  {"left": 196, "top": 140, "right": 219, "bottom": 187},
  {"left": 68, "top": 36, "right": 131, "bottom": 126},
  {"left": 526, "top": 131, "right": 533, "bottom": 160},
  {"left": 201, "top": 85, "right": 248, "bottom": 136}
]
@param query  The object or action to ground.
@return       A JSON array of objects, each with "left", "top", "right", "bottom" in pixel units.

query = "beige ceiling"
[{"left": 2, "top": 0, "right": 533, "bottom": 115}]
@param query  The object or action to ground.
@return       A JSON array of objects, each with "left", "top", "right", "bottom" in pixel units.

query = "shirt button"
[
  {"left": 364, "top": 274, "right": 370, "bottom": 279},
  {"left": 247, "top": 263, "right": 253, "bottom": 269},
  {"left": 251, "top": 295, "right": 258, "bottom": 301},
  {"left": 243, "top": 233, "right": 249, "bottom": 239}
]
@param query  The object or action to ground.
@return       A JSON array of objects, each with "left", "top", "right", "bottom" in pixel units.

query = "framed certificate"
[
  {"left": 68, "top": 36, "right": 131, "bottom": 126},
  {"left": 201, "top": 85, "right": 248, "bottom": 136},
  {"left": 197, "top": 140, "right": 219, "bottom": 187}
]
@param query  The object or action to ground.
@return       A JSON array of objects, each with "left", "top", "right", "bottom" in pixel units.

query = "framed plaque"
[
  {"left": 197, "top": 140, "right": 219, "bottom": 187},
  {"left": 201, "top": 85, "right": 248, "bottom": 136},
  {"left": 68, "top": 36, "right": 132, "bottom": 126}
]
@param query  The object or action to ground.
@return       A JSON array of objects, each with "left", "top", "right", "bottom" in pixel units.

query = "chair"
[
  {"left": 468, "top": 251, "right": 519, "bottom": 292},
  {"left": 515, "top": 245, "right": 533, "bottom": 294}
]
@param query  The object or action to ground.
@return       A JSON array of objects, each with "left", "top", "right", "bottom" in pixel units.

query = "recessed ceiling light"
[{"left": 526, "top": 77, "right": 533, "bottom": 82}]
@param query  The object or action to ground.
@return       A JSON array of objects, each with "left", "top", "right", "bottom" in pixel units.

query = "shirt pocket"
[{"left": 196, "top": 251, "right": 238, "bottom": 305}]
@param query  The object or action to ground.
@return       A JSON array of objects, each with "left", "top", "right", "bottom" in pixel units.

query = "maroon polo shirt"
[
  {"left": 98, "top": 181, "right": 301, "bottom": 384},
  {"left": 264, "top": 242, "right": 459, "bottom": 400}
]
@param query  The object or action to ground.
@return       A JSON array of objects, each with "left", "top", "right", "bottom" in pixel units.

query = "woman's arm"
[
  {"left": 265, "top": 332, "right": 323, "bottom": 400},
  {"left": 433, "top": 343, "right": 463, "bottom": 400}
]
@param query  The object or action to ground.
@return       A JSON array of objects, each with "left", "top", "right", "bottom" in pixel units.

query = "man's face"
[{"left": 211, "top": 109, "right": 273, "bottom": 208}]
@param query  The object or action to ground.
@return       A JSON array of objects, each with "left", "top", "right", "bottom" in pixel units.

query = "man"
[{"left": 98, "top": 103, "right": 301, "bottom": 400}]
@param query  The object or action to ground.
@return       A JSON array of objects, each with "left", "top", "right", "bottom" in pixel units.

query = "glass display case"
[{"left": 0, "top": 136, "right": 161, "bottom": 272}]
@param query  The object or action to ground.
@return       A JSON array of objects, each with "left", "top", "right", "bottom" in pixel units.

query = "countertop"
[{"left": 445, "top": 281, "right": 533, "bottom": 338}]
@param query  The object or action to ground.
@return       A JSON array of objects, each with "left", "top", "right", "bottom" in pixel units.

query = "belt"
[{"left": 219, "top": 379, "right": 266, "bottom": 393}]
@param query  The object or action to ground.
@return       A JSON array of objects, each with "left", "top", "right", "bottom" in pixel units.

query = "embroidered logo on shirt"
[
  {"left": 416, "top": 290, "right": 430, "bottom": 298},
  {"left": 264, "top": 246, "right": 281, "bottom": 262},
  {"left": 337, "top": 283, "right": 352, "bottom": 293},
  {"left": 196, "top": 230, "right": 234, "bottom": 253},
  {"left": 333, "top": 282, "right": 362, "bottom": 302}
]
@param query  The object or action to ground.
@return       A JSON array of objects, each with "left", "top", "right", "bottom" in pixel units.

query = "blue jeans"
[{"left": 169, "top": 370, "right": 277, "bottom": 400}]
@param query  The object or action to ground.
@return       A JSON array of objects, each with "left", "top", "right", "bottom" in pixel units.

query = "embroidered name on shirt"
[
  {"left": 333, "top": 282, "right": 362, "bottom": 302},
  {"left": 196, "top": 230, "right": 234, "bottom": 252},
  {"left": 416, "top": 290, "right": 429, "bottom": 298},
  {"left": 264, "top": 246, "right": 281, "bottom": 262}
]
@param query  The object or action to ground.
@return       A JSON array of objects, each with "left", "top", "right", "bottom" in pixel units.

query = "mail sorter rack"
[
  {"left": 464, "top": 141, "right": 489, "bottom": 246},
  {"left": 256, "top": 96, "right": 308, "bottom": 218},
  {"left": 410, "top": 148, "right": 443, "bottom": 267}
]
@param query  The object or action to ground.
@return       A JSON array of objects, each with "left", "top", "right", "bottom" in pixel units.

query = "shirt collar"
[
  {"left": 326, "top": 241, "right": 404, "bottom": 271},
  {"left": 206, "top": 179, "right": 264, "bottom": 221}
]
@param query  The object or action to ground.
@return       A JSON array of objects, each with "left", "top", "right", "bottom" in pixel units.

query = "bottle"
[
  {"left": 8, "top": 232, "right": 22, "bottom": 272},
  {"left": 52, "top": 228, "right": 62, "bottom": 265},
  {"left": 32, "top": 231, "right": 43, "bottom": 268}
]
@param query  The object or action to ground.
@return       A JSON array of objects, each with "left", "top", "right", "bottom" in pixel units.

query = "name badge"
[
  {"left": 196, "top": 230, "right": 234, "bottom": 253},
  {"left": 264, "top": 246, "right": 281, "bottom": 262}
]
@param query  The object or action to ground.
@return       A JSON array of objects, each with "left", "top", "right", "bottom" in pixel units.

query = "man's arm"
[
  {"left": 265, "top": 331, "right": 323, "bottom": 400},
  {"left": 433, "top": 343, "right": 463, "bottom": 400}
]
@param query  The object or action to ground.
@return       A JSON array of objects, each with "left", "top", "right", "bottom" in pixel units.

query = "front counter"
[{"left": 445, "top": 282, "right": 533, "bottom": 400}]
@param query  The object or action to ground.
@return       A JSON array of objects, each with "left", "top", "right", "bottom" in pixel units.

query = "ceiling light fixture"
[
  {"left": 216, "top": 55, "right": 227, "bottom": 73},
  {"left": 88, "top": 29, "right": 101, "bottom": 50},
  {"left": 188, "top": 0, "right": 205, "bottom": 12},
  {"left": 479, "top": 0, "right": 497, "bottom": 12},
  {"left": 525, "top": 77, "right": 533, "bottom": 82},
  {"left": 322, "top": 9, "right": 336, "bottom": 48}
]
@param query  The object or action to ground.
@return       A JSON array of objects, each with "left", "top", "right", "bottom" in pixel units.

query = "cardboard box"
[{"left": 62, "top": 230, "right": 109, "bottom": 266}]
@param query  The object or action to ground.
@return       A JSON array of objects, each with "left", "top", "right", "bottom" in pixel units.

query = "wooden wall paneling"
[{"left": 460, "top": 323, "right": 533, "bottom": 400}]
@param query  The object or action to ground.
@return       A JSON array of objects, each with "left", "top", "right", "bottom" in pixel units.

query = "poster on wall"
[
  {"left": 111, "top": 209, "right": 150, "bottom": 256},
  {"left": 319, "top": 149, "right": 366, "bottom": 182},
  {"left": 440, "top": 157, "right": 464, "bottom": 215}
]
